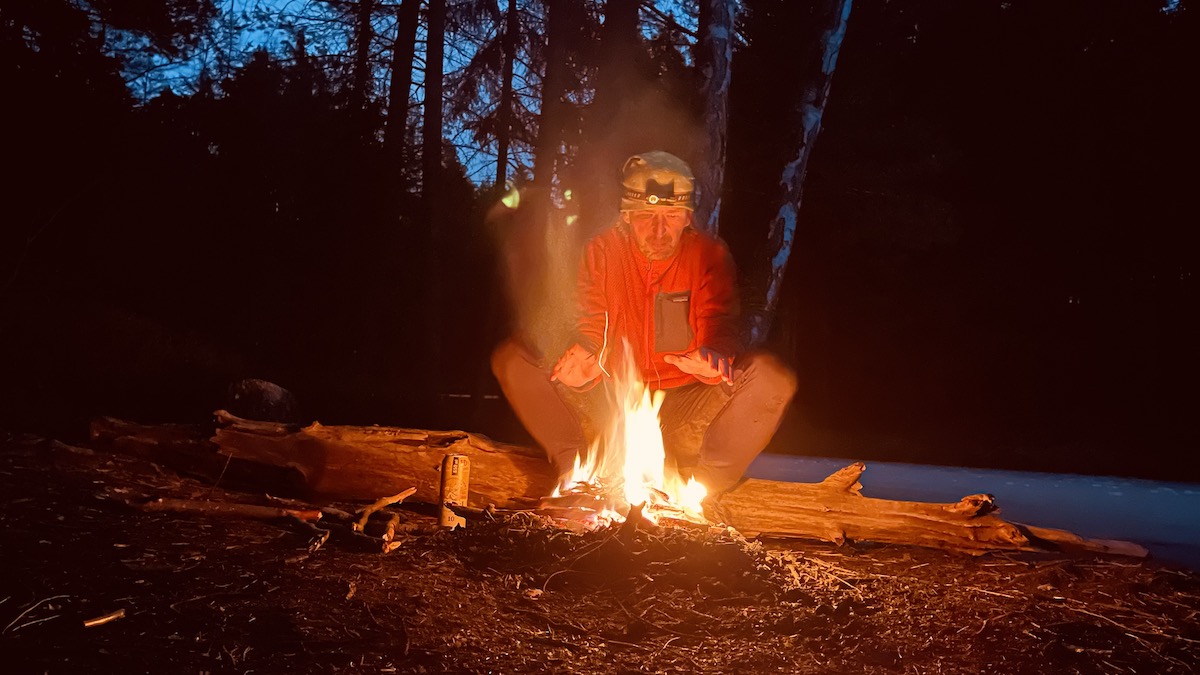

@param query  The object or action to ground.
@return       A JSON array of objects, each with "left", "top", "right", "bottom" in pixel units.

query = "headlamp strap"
[{"left": 622, "top": 178, "right": 692, "bottom": 206}]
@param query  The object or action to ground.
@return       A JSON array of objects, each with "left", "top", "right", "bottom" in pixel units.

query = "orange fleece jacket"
[{"left": 574, "top": 224, "right": 743, "bottom": 390}]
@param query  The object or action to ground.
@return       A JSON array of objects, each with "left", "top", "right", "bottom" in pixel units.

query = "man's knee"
[
  {"left": 490, "top": 338, "right": 529, "bottom": 385},
  {"left": 740, "top": 351, "right": 798, "bottom": 405}
]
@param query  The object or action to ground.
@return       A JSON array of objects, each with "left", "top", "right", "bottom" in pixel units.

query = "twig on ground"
[
  {"left": 382, "top": 512, "right": 401, "bottom": 542},
  {"left": 614, "top": 594, "right": 701, "bottom": 640},
  {"left": 966, "top": 586, "right": 1021, "bottom": 600},
  {"left": 291, "top": 516, "right": 332, "bottom": 553},
  {"left": 141, "top": 498, "right": 322, "bottom": 522},
  {"left": 3, "top": 594, "right": 69, "bottom": 634},
  {"left": 205, "top": 451, "right": 234, "bottom": 494},
  {"left": 354, "top": 488, "right": 417, "bottom": 532},
  {"left": 382, "top": 512, "right": 403, "bottom": 553},
  {"left": 8, "top": 614, "right": 62, "bottom": 633},
  {"left": 83, "top": 608, "right": 126, "bottom": 628},
  {"left": 1066, "top": 604, "right": 1200, "bottom": 645},
  {"left": 445, "top": 502, "right": 504, "bottom": 521},
  {"left": 973, "top": 610, "right": 1015, "bottom": 635}
]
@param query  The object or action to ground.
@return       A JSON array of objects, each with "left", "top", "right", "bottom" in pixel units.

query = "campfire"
[{"left": 539, "top": 340, "right": 708, "bottom": 528}]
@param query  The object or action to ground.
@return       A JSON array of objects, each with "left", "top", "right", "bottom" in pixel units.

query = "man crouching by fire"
[{"left": 492, "top": 151, "right": 797, "bottom": 497}]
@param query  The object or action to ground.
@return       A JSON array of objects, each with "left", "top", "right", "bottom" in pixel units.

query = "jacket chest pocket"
[{"left": 654, "top": 290, "right": 693, "bottom": 353}]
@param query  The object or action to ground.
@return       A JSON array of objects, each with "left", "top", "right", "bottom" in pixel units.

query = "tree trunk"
[
  {"left": 575, "top": 0, "right": 642, "bottom": 234},
  {"left": 351, "top": 0, "right": 376, "bottom": 117},
  {"left": 749, "top": 0, "right": 853, "bottom": 345},
  {"left": 590, "top": 0, "right": 641, "bottom": 125},
  {"left": 533, "top": 0, "right": 570, "bottom": 188},
  {"left": 422, "top": 0, "right": 446, "bottom": 203},
  {"left": 417, "top": 0, "right": 447, "bottom": 420},
  {"left": 494, "top": 0, "right": 519, "bottom": 189},
  {"left": 694, "top": 0, "right": 735, "bottom": 237},
  {"left": 384, "top": 0, "right": 420, "bottom": 165}
]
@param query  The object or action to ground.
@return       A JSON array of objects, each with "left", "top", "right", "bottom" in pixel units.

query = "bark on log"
[
  {"left": 210, "top": 410, "right": 555, "bottom": 508},
  {"left": 89, "top": 415, "right": 306, "bottom": 496},
  {"left": 204, "top": 412, "right": 1146, "bottom": 558},
  {"left": 714, "top": 463, "right": 1147, "bottom": 557},
  {"left": 91, "top": 416, "right": 212, "bottom": 445}
]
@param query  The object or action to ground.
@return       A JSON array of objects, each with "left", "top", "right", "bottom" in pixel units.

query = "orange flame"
[{"left": 553, "top": 339, "right": 707, "bottom": 526}]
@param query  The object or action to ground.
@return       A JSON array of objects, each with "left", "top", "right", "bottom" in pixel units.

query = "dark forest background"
[{"left": 1, "top": 0, "right": 1195, "bottom": 482}]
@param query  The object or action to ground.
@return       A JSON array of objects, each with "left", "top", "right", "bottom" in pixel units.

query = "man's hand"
[
  {"left": 663, "top": 347, "right": 734, "bottom": 384},
  {"left": 551, "top": 344, "right": 601, "bottom": 388}
]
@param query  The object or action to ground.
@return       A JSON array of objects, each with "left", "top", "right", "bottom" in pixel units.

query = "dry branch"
[
  {"left": 353, "top": 487, "right": 417, "bottom": 532},
  {"left": 82, "top": 609, "right": 126, "bottom": 628},
  {"left": 140, "top": 497, "right": 322, "bottom": 522}
]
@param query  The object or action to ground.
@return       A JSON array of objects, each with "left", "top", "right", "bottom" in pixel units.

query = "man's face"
[{"left": 624, "top": 207, "right": 691, "bottom": 260}]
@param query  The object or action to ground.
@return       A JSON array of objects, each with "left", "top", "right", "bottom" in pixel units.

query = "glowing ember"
[{"left": 549, "top": 340, "right": 707, "bottom": 527}]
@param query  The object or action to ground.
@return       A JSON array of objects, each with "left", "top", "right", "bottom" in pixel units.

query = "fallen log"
[
  {"left": 210, "top": 410, "right": 554, "bottom": 508},
  {"left": 714, "top": 463, "right": 1147, "bottom": 557},
  {"left": 89, "top": 415, "right": 306, "bottom": 496},
  {"left": 205, "top": 412, "right": 1147, "bottom": 558}
]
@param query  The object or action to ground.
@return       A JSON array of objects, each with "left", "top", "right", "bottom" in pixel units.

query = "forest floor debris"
[{"left": 1, "top": 429, "right": 1198, "bottom": 674}]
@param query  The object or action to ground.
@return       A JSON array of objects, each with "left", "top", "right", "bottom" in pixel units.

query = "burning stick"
[{"left": 352, "top": 487, "right": 417, "bottom": 532}]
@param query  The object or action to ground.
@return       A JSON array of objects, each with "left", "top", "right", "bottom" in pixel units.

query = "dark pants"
[{"left": 491, "top": 339, "right": 797, "bottom": 494}]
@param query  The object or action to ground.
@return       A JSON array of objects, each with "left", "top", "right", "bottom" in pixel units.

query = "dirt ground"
[{"left": 1, "top": 428, "right": 1198, "bottom": 674}]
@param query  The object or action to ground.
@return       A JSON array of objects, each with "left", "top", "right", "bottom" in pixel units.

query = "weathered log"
[
  {"left": 715, "top": 463, "right": 1147, "bottom": 557},
  {"left": 89, "top": 415, "right": 307, "bottom": 496},
  {"left": 90, "top": 416, "right": 212, "bottom": 445},
  {"left": 205, "top": 412, "right": 1146, "bottom": 558},
  {"left": 211, "top": 410, "right": 555, "bottom": 508}
]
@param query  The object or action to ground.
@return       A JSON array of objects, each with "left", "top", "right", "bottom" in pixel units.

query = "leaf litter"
[{"left": 1, "top": 429, "right": 1198, "bottom": 674}]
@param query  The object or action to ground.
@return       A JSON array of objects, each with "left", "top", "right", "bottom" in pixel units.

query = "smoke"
[
  {"left": 568, "top": 85, "right": 708, "bottom": 244},
  {"left": 485, "top": 187, "right": 581, "bottom": 363},
  {"left": 487, "top": 84, "right": 706, "bottom": 363}
]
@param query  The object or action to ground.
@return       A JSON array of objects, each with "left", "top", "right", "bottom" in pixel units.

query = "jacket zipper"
[{"left": 645, "top": 260, "right": 654, "bottom": 371}]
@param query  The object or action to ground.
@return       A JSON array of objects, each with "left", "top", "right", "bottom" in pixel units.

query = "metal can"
[{"left": 438, "top": 454, "right": 470, "bottom": 529}]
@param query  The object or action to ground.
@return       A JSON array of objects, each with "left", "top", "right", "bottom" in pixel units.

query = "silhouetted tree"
[
  {"left": 694, "top": 0, "right": 735, "bottom": 236},
  {"left": 494, "top": 0, "right": 520, "bottom": 188},
  {"left": 424, "top": 0, "right": 447, "bottom": 202},
  {"left": 350, "top": 0, "right": 377, "bottom": 117},
  {"left": 572, "top": 0, "right": 644, "bottom": 232},
  {"left": 532, "top": 0, "right": 573, "bottom": 187},
  {"left": 385, "top": 0, "right": 421, "bottom": 171},
  {"left": 1, "top": 0, "right": 216, "bottom": 296},
  {"left": 445, "top": 0, "right": 536, "bottom": 188},
  {"left": 748, "top": 0, "right": 852, "bottom": 344}
]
